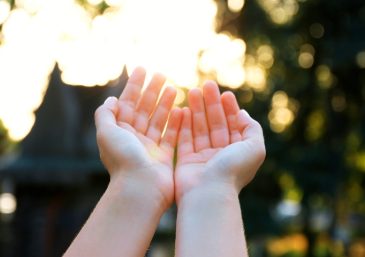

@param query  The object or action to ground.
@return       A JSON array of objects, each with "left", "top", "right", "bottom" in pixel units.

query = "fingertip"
[
  {"left": 181, "top": 107, "right": 192, "bottom": 126},
  {"left": 182, "top": 106, "right": 191, "bottom": 116},
  {"left": 188, "top": 88, "right": 204, "bottom": 110},
  {"left": 188, "top": 88, "right": 200, "bottom": 101},
  {"left": 130, "top": 66, "right": 146, "bottom": 76},
  {"left": 159, "top": 86, "right": 177, "bottom": 104},
  {"left": 239, "top": 109, "right": 250, "bottom": 118},
  {"left": 203, "top": 80, "right": 220, "bottom": 104},
  {"left": 171, "top": 106, "right": 182, "bottom": 117},
  {"left": 237, "top": 110, "right": 248, "bottom": 125},
  {"left": 203, "top": 80, "right": 219, "bottom": 89},
  {"left": 128, "top": 66, "right": 146, "bottom": 83},
  {"left": 168, "top": 107, "right": 182, "bottom": 125},
  {"left": 237, "top": 109, "right": 257, "bottom": 133},
  {"left": 95, "top": 98, "right": 118, "bottom": 130},
  {"left": 222, "top": 92, "right": 240, "bottom": 115},
  {"left": 203, "top": 80, "right": 219, "bottom": 93},
  {"left": 221, "top": 91, "right": 235, "bottom": 102},
  {"left": 151, "top": 72, "right": 167, "bottom": 85},
  {"left": 188, "top": 87, "right": 201, "bottom": 96},
  {"left": 166, "top": 85, "right": 177, "bottom": 97},
  {"left": 104, "top": 96, "right": 118, "bottom": 107}
]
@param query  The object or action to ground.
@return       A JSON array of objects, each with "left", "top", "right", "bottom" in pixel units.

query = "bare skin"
[
  {"left": 64, "top": 67, "right": 266, "bottom": 257},
  {"left": 64, "top": 67, "right": 181, "bottom": 257},
  {"left": 175, "top": 81, "right": 266, "bottom": 257}
]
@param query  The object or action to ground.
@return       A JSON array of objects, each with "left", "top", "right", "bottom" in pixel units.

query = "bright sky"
[{"left": 0, "top": 0, "right": 273, "bottom": 140}]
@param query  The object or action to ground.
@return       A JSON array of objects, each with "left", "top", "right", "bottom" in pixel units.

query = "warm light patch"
[
  {"left": 0, "top": 0, "right": 10, "bottom": 25},
  {"left": 269, "top": 91, "right": 297, "bottom": 133},
  {"left": 316, "top": 65, "right": 333, "bottom": 89},
  {"left": 305, "top": 110, "right": 325, "bottom": 141},
  {"left": 267, "top": 234, "right": 308, "bottom": 256},
  {"left": 257, "top": 44, "right": 274, "bottom": 69},
  {"left": 356, "top": 51, "right": 365, "bottom": 68},
  {"left": 258, "top": 0, "right": 300, "bottom": 25},
  {"left": 228, "top": 0, "right": 245, "bottom": 13},
  {"left": 245, "top": 65, "right": 266, "bottom": 92},
  {"left": 0, "top": 193, "right": 16, "bottom": 214},
  {"left": 298, "top": 44, "right": 315, "bottom": 69},
  {"left": 199, "top": 34, "right": 246, "bottom": 88},
  {"left": 0, "top": 0, "right": 249, "bottom": 141}
]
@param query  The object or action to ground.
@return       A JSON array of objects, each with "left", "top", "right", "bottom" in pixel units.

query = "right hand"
[{"left": 175, "top": 81, "right": 266, "bottom": 204}]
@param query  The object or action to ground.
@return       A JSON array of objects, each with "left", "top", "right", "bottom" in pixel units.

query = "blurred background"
[{"left": 0, "top": 0, "right": 364, "bottom": 256}]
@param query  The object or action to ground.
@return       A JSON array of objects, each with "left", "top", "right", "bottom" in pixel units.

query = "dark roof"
[{"left": 0, "top": 65, "right": 126, "bottom": 184}]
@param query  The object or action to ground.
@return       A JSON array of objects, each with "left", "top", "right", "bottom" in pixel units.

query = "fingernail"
[
  {"left": 104, "top": 97, "right": 117, "bottom": 107},
  {"left": 240, "top": 109, "right": 250, "bottom": 117}
]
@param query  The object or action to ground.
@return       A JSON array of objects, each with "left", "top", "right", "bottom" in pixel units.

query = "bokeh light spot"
[
  {"left": 257, "top": 44, "right": 274, "bottom": 69},
  {"left": 316, "top": 65, "right": 333, "bottom": 89},
  {"left": 228, "top": 0, "right": 245, "bottom": 13},
  {"left": 245, "top": 65, "right": 266, "bottom": 92},
  {"left": 356, "top": 51, "right": 365, "bottom": 68},
  {"left": 298, "top": 52, "right": 314, "bottom": 69},
  {"left": 0, "top": 193, "right": 16, "bottom": 214},
  {"left": 269, "top": 91, "right": 297, "bottom": 133},
  {"left": 310, "top": 23, "right": 325, "bottom": 39},
  {"left": 305, "top": 110, "right": 325, "bottom": 141},
  {"left": 258, "top": 0, "right": 300, "bottom": 25}
]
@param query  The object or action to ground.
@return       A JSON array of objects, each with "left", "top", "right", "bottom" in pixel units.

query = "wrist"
[
  {"left": 107, "top": 174, "right": 171, "bottom": 214},
  {"left": 177, "top": 182, "right": 239, "bottom": 209}
]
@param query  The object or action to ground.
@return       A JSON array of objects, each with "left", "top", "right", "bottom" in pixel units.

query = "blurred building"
[{"left": 0, "top": 66, "right": 150, "bottom": 257}]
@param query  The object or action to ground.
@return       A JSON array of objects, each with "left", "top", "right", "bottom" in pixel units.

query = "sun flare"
[{"left": 0, "top": 0, "right": 250, "bottom": 141}]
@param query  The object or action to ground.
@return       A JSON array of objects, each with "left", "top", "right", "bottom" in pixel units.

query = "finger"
[
  {"left": 133, "top": 73, "right": 166, "bottom": 134},
  {"left": 160, "top": 108, "right": 183, "bottom": 152},
  {"left": 237, "top": 110, "right": 264, "bottom": 142},
  {"left": 118, "top": 67, "right": 146, "bottom": 123},
  {"left": 146, "top": 86, "right": 177, "bottom": 143},
  {"left": 221, "top": 91, "right": 242, "bottom": 143},
  {"left": 95, "top": 97, "right": 119, "bottom": 131},
  {"left": 203, "top": 81, "right": 229, "bottom": 148},
  {"left": 188, "top": 88, "right": 211, "bottom": 152},
  {"left": 177, "top": 107, "right": 194, "bottom": 156},
  {"left": 119, "top": 66, "right": 146, "bottom": 102}
]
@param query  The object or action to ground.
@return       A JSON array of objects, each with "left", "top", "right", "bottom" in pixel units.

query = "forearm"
[
  {"left": 64, "top": 178, "right": 166, "bottom": 257},
  {"left": 175, "top": 184, "right": 248, "bottom": 257}
]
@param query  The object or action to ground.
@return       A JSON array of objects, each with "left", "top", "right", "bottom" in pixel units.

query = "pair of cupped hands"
[{"left": 94, "top": 67, "right": 266, "bottom": 211}]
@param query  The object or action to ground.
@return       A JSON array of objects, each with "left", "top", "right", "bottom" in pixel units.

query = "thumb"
[{"left": 95, "top": 97, "right": 119, "bottom": 131}]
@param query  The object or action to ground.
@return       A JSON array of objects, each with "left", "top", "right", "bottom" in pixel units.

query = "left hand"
[{"left": 95, "top": 67, "right": 182, "bottom": 210}]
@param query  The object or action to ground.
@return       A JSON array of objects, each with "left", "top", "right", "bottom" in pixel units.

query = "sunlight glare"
[
  {"left": 0, "top": 0, "right": 249, "bottom": 141},
  {"left": 258, "top": 0, "right": 299, "bottom": 25},
  {"left": 0, "top": 1, "right": 10, "bottom": 25},
  {"left": 0, "top": 193, "right": 16, "bottom": 214},
  {"left": 269, "top": 91, "right": 297, "bottom": 133},
  {"left": 228, "top": 0, "right": 245, "bottom": 13},
  {"left": 245, "top": 65, "right": 266, "bottom": 92}
]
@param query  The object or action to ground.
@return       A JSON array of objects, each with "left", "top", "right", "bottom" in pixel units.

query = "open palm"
[
  {"left": 95, "top": 67, "right": 182, "bottom": 208},
  {"left": 175, "top": 82, "right": 265, "bottom": 203}
]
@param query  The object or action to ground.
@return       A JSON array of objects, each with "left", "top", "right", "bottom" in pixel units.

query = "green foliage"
[
  {"left": 234, "top": 0, "right": 365, "bottom": 255},
  {"left": 0, "top": 119, "right": 12, "bottom": 156}
]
